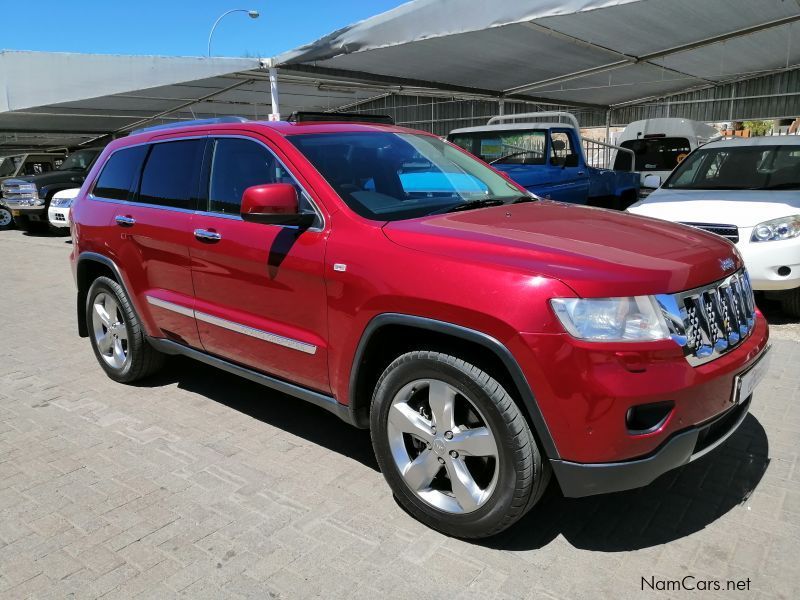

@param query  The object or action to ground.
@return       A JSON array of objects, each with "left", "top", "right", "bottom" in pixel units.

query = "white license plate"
[{"left": 732, "top": 346, "right": 771, "bottom": 404}]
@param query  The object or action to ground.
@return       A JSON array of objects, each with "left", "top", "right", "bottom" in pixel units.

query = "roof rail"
[
  {"left": 130, "top": 116, "right": 249, "bottom": 135},
  {"left": 487, "top": 111, "right": 581, "bottom": 137}
]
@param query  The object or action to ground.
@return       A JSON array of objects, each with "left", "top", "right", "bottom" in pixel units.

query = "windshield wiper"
[
  {"left": 489, "top": 150, "right": 540, "bottom": 165},
  {"left": 428, "top": 195, "right": 533, "bottom": 215}
]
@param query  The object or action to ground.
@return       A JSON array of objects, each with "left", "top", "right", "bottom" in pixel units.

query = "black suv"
[{"left": 1, "top": 148, "right": 102, "bottom": 233}]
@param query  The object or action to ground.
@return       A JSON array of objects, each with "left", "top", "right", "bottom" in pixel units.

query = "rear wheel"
[
  {"left": 87, "top": 276, "right": 165, "bottom": 382},
  {"left": 780, "top": 288, "right": 800, "bottom": 319},
  {"left": 0, "top": 206, "right": 13, "bottom": 230},
  {"left": 370, "top": 351, "right": 549, "bottom": 538}
]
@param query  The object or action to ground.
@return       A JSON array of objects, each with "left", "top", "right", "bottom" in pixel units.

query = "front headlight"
[
  {"left": 550, "top": 296, "right": 669, "bottom": 342},
  {"left": 751, "top": 215, "right": 800, "bottom": 242},
  {"left": 51, "top": 197, "right": 73, "bottom": 208}
]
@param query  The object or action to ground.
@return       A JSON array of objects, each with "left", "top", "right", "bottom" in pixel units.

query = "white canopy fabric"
[
  {"left": 2, "top": 1, "right": 800, "bottom": 152},
  {"left": 0, "top": 51, "right": 385, "bottom": 152},
  {"left": 275, "top": 0, "right": 800, "bottom": 108}
]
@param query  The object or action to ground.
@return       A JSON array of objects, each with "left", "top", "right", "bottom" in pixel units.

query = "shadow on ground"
[
  {"left": 142, "top": 356, "right": 769, "bottom": 551},
  {"left": 485, "top": 413, "right": 769, "bottom": 552},
  {"left": 141, "top": 356, "right": 379, "bottom": 471}
]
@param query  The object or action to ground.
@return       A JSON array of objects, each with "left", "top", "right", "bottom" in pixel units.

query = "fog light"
[
  {"left": 626, "top": 401, "right": 674, "bottom": 434},
  {"left": 777, "top": 266, "right": 791, "bottom": 277}
]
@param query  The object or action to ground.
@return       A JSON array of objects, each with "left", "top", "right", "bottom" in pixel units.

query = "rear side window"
[
  {"left": 138, "top": 139, "right": 205, "bottom": 209},
  {"left": 93, "top": 146, "right": 148, "bottom": 200}
]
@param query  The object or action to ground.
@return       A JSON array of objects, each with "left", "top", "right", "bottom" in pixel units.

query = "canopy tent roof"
[
  {"left": 275, "top": 0, "right": 800, "bottom": 109},
  {"left": 0, "top": 51, "right": 390, "bottom": 152},
  {"left": 2, "top": 0, "right": 800, "bottom": 153}
]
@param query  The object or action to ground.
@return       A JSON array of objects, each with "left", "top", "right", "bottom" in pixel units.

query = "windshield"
[
  {"left": 0, "top": 155, "right": 23, "bottom": 177},
  {"left": 664, "top": 144, "right": 800, "bottom": 190},
  {"left": 613, "top": 137, "right": 691, "bottom": 171},
  {"left": 58, "top": 149, "right": 99, "bottom": 172},
  {"left": 448, "top": 129, "right": 546, "bottom": 165},
  {"left": 289, "top": 132, "right": 524, "bottom": 221}
]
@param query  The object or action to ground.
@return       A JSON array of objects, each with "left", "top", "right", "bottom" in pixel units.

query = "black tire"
[
  {"left": 86, "top": 276, "right": 165, "bottom": 383},
  {"left": 0, "top": 206, "right": 14, "bottom": 231},
  {"left": 48, "top": 222, "right": 70, "bottom": 236},
  {"left": 370, "top": 351, "right": 549, "bottom": 538},
  {"left": 780, "top": 288, "right": 800, "bottom": 319}
]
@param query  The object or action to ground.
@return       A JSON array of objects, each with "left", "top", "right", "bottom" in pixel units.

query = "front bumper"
[
  {"left": 7, "top": 203, "right": 47, "bottom": 221},
  {"left": 552, "top": 393, "right": 752, "bottom": 497},
  {"left": 514, "top": 311, "right": 769, "bottom": 464},
  {"left": 48, "top": 205, "right": 70, "bottom": 228},
  {"left": 736, "top": 229, "right": 800, "bottom": 291}
]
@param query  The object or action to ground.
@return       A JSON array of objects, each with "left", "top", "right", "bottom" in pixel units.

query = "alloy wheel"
[
  {"left": 387, "top": 378, "right": 499, "bottom": 514},
  {"left": 91, "top": 292, "right": 129, "bottom": 369},
  {"left": 0, "top": 208, "right": 12, "bottom": 228}
]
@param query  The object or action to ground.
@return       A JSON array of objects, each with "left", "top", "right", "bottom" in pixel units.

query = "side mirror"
[
  {"left": 642, "top": 174, "right": 662, "bottom": 189},
  {"left": 240, "top": 183, "right": 316, "bottom": 227}
]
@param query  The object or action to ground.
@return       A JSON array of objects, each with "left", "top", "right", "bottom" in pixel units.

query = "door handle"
[
  {"left": 577, "top": 171, "right": 586, "bottom": 175},
  {"left": 194, "top": 228, "right": 222, "bottom": 242},
  {"left": 115, "top": 215, "right": 135, "bottom": 227}
]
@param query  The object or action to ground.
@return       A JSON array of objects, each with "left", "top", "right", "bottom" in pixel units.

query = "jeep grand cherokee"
[{"left": 70, "top": 114, "right": 770, "bottom": 538}]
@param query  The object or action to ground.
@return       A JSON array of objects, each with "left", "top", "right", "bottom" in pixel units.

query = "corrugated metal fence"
[{"left": 344, "top": 69, "right": 800, "bottom": 134}]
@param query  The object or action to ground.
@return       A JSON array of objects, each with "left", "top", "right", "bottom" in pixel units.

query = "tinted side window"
[
  {"left": 94, "top": 146, "right": 148, "bottom": 200},
  {"left": 138, "top": 139, "right": 205, "bottom": 209},
  {"left": 207, "top": 138, "right": 315, "bottom": 218}
]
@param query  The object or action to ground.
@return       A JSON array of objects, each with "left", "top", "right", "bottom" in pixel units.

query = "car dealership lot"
[{"left": 0, "top": 229, "right": 798, "bottom": 599}]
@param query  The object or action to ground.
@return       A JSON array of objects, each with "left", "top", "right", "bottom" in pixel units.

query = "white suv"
[{"left": 628, "top": 136, "right": 800, "bottom": 317}]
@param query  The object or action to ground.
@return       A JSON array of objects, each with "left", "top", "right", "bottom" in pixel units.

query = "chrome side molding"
[{"left": 145, "top": 295, "right": 317, "bottom": 355}]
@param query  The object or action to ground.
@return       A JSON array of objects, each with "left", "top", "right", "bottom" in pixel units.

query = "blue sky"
[{"left": 1, "top": 1, "right": 408, "bottom": 58}]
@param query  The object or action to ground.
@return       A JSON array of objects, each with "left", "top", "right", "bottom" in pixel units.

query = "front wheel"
[
  {"left": 370, "top": 351, "right": 549, "bottom": 538},
  {"left": 86, "top": 276, "right": 165, "bottom": 383},
  {"left": 0, "top": 206, "right": 13, "bottom": 230},
  {"left": 780, "top": 287, "right": 800, "bottom": 319}
]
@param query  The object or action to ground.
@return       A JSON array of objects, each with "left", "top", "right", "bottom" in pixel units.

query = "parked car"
[
  {"left": 448, "top": 111, "right": 640, "bottom": 209},
  {"left": 2, "top": 147, "right": 102, "bottom": 233},
  {"left": 0, "top": 152, "right": 65, "bottom": 230},
  {"left": 612, "top": 118, "right": 721, "bottom": 197},
  {"left": 628, "top": 136, "right": 800, "bottom": 317},
  {"left": 71, "top": 114, "right": 769, "bottom": 538},
  {"left": 48, "top": 188, "right": 80, "bottom": 231}
]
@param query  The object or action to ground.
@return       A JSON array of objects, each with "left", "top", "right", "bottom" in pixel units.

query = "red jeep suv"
[{"left": 70, "top": 113, "right": 770, "bottom": 538}]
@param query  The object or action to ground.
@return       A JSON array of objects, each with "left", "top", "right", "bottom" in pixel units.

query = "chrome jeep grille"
[
  {"left": 656, "top": 269, "right": 756, "bottom": 366},
  {"left": 679, "top": 222, "right": 739, "bottom": 243}
]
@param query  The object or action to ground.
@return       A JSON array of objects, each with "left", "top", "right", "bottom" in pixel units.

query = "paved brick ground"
[{"left": 0, "top": 229, "right": 798, "bottom": 599}]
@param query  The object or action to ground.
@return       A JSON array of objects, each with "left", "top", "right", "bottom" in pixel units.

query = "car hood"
[
  {"left": 382, "top": 201, "right": 741, "bottom": 298},
  {"left": 5, "top": 170, "right": 85, "bottom": 187},
  {"left": 628, "top": 188, "right": 800, "bottom": 227}
]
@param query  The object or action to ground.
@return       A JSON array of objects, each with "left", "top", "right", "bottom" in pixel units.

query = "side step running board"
[{"left": 147, "top": 337, "right": 356, "bottom": 426}]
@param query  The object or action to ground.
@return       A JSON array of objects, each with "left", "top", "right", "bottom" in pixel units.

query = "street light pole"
[{"left": 208, "top": 9, "right": 260, "bottom": 57}]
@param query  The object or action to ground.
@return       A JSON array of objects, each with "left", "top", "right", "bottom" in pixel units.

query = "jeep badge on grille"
[{"left": 720, "top": 257, "right": 735, "bottom": 272}]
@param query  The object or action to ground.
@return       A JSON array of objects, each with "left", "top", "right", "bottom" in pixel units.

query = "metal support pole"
[
  {"left": 498, "top": 99, "right": 505, "bottom": 116},
  {"left": 269, "top": 68, "right": 280, "bottom": 121}
]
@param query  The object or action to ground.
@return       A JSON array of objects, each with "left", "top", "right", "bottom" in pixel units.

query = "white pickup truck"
[{"left": 628, "top": 136, "right": 800, "bottom": 317}]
